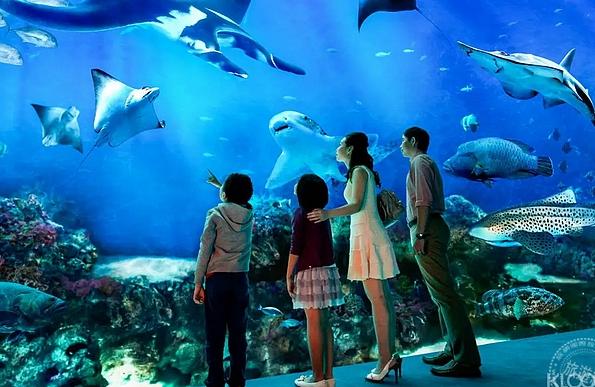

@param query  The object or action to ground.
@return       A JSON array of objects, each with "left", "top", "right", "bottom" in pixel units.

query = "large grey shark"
[
  {"left": 469, "top": 189, "right": 595, "bottom": 255},
  {"left": 92, "top": 68, "right": 164, "bottom": 147},
  {"left": 266, "top": 111, "right": 398, "bottom": 190},
  {"left": 0, "top": 0, "right": 305, "bottom": 78},
  {"left": 458, "top": 41, "right": 595, "bottom": 126},
  {"left": 31, "top": 103, "right": 82, "bottom": 152}
]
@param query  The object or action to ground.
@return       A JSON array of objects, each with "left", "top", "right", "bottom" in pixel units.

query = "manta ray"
[
  {"left": 0, "top": 0, "right": 305, "bottom": 78},
  {"left": 31, "top": 103, "right": 82, "bottom": 152},
  {"left": 358, "top": 0, "right": 417, "bottom": 30},
  {"left": 266, "top": 111, "right": 398, "bottom": 190},
  {"left": 458, "top": 41, "right": 595, "bottom": 126},
  {"left": 91, "top": 68, "right": 164, "bottom": 147}
]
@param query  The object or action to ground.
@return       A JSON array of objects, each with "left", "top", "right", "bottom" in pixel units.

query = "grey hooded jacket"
[{"left": 194, "top": 202, "right": 254, "bottom": 285}]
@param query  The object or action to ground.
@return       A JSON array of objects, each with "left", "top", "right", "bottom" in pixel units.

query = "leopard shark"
[
  {"left": 469, "top": 189, "right": 595, "bottom": 255},
  {"left": 459, "top": 41, "right": 595, "bottom": 126},
  {"left": 266, "top": 111, "right": 398, "bottom": 190},
  {"left": 0, "top": 0, "right": 305, "bottom": 78}
]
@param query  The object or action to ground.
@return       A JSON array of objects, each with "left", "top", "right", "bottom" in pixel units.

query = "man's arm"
[{"left": 416, "top": 206, "right": 430, "bottom": 235}]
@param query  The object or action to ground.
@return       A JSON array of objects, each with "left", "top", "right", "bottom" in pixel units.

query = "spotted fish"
[
  {"left": 475, "top": 286, "right": 564, "bottom": 320},
  {"left": 469, "top": 189, "right": 595, "bottom": 255}
]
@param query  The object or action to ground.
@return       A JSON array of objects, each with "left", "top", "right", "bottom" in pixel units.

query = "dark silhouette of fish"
[{"left": 0, "top": 282, "right": 66, "bottom": 334}]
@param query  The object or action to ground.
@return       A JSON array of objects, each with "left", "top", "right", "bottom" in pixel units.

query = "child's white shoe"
[{"left": 294, "top": 375, "right": 327, "bottom": 387}]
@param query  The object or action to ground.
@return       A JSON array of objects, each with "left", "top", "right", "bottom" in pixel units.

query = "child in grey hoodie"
[{"left": 193, "top": 173, "right": 254, "bottom": 387}]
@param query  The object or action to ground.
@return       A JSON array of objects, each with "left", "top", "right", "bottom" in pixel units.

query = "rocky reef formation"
[{"left": 1, "top": 192, "right": 594, "bottom": 386}]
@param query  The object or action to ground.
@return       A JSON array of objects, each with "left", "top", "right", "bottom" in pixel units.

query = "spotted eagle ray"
[
  {"left": 459, "top": 41, "right": 595, "bottom": 126},
  {"left": 358, "top": 0, "right": 450, "bottom": 45},
  {"left": 0, "top": 0, "right": 305, "bottom": 78},
  {"left": 91, "top": 68, "right": 164, "bottom": 148},
  {"left": 31, "top": 103, "right": 82, "bottom": 152},
  {"left": 469, "top": 189, "right": 595, "bottom": 255},
  {"left": 266, "top": 111, "right": 398, "bottom": 190},
  {"left": 358, "top": 0, "right": 417, "bottom": 30}
]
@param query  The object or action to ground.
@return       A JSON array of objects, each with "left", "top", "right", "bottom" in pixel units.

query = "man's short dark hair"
[
  {"left": 296, "top": 174, "right": 329, "bottom": 210},
  {"left": 222, "top": 173, "right": 253, "bottom": 205},
  {"left": 404, "top": 126, "right": 430, "bottom": 152}
]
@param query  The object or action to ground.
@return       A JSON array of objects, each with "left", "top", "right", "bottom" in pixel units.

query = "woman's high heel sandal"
[{"left": 365, "top": 353, "right": 403, "bottom": 384}]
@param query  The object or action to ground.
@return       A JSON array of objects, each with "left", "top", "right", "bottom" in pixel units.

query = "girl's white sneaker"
[{"left": 294, "top": 375, "right": 327, "bottom": 387}]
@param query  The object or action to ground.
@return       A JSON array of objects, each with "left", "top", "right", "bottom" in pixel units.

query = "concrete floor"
[{"left": 246, "top": 328, "right": 595, "bottom": 387}]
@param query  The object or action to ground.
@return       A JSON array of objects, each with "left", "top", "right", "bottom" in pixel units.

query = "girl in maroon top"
[{"left": 287, "top": 174, "right": 344, "bottom": 387}]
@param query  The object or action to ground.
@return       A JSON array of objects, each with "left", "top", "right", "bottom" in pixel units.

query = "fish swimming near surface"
[
  {"left": 266, "top": 111, "right": 398, "bottom": 189},
  {"left": 374, "top": 50, "right": 391, "bottom": 57},
  {"left": 458, "top": 41, "right": 595, "bottom": 126},
  {"left": 13, "top": 26, "right": 57, "bottom": 47},
  {"left": 0, "top": 142, "right": 7, "bottom": 157},
  {"left": 0, "top": 0, "right": 305, "bottom": 78},
  {"left": 443, "top": 137, "right": 553, "bottom": 186},
  {"left": 460, "top": 113, "right": 479, "bottom": 132},
  {"left": 91, "top": 68, "right": 165, "bottom": 148},
  {"left": 0, "top": 281, "right": 67, "bottom": 334},
  {"left": 460, "top": 84, "right": 473, "bottom": 93},
  {"left": 558, "top": 160, "right": 568, "bottom": 173},
  {"left": 258, "top": 305, "right": 283, "bottom": 317},
  {"left": 548, "top": 128, "right": 560, "bottom": 141},
  {"left": 31, "top": 103, "right": 83, "bottom": 152},
  {"left": 469, "top": 189, "right": 595, "bottom": 255},
  {"left": 0, "top": 42, "right": 23, "bottom": 65},
  {"left": 561, "top": 139, "right": 573, "bottom": 154},
  {"left": 475, "top": 286, "right": 564, "bottom": 320}
]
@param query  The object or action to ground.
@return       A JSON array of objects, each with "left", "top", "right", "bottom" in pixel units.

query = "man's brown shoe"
[{"left": 422, "top": 352, "right": 452, "bottom": 366}]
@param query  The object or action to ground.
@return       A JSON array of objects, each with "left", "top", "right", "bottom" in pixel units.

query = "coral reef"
[{"left": 1, "top": 191, "right": 594, "bottom": 386}]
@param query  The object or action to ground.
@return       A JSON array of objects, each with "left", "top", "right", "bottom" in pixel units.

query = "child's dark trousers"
[{"left": 205, "top": 272, "right": 249, "bottom": 387}]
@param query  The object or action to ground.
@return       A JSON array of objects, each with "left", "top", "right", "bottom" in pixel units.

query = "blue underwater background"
[{"left": 1, "top": 0, "right": 595, "bottom": 386}]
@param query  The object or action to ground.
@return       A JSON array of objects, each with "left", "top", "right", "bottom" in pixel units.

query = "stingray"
[
  {"left": 458, "top": 41, "right": 595, "bottom": 126},
  {"left": 266, "top": 111, "right": 399, "bottom": 189},
  {"left": 358, "top": 0, "right": 416, "bottom": 30},
  {"left": 31, "top": 103, "right": 82, "bottom": 152},
  {"left": 0, "top": 0, "right": 305, "bottom": 78},
  {"left": 358, "top": 0, "right": 451, "bottom": 46},
  {"left": 91, "top": 68, "right": 164, "bottom": 148}
]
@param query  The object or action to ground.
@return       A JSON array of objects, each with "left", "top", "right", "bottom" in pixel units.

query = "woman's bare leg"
[{"left": 363, "top": 278, "right": 396, "bottom": 370}]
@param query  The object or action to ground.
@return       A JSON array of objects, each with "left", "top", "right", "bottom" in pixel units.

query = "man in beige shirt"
[{"left": 401, "top": 126, "right": 481, "bottom": 378}]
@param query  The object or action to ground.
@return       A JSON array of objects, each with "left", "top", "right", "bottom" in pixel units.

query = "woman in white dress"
[{"left": 308, "top": 132, "right": 402, "bottom": 383}]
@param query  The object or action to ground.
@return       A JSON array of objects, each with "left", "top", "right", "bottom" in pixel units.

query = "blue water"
[{"left": 1, "top": 0, "right": 595, "bottom": 257}]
